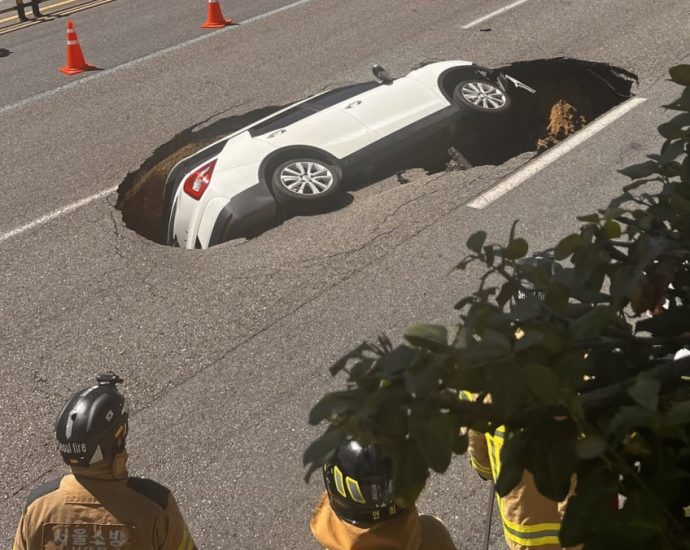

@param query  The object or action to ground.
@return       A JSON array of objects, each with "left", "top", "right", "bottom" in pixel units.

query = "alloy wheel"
[
  {"left": 461, "top": 81, "right": 507, "bottom": 110},
  {"left": 279, "top": 161, "right": 334, "bottom": 195}
]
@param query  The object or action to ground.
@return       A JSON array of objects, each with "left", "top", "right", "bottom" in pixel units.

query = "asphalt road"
[{"left": 2, "top": 0, "right": 690, "bottom": 548}]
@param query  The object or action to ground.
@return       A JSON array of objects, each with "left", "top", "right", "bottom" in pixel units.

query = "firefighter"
[
  {"left": 310, "top": 440, "right": 457, "bottom": 550},
  {"left": 462, "top": 392, "right": 579, "bottom": 550},
  {"left": 13, "top": 373, "right": 196, "bottom": 550}
]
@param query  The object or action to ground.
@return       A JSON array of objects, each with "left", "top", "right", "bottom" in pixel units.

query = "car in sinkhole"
[{"left": 163, "top": 60, "right": 533, "bottom": 249}]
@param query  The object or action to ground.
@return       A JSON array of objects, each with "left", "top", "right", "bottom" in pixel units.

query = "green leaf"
[
  {"left": 508, "top": 219, "right": 519, "bottom": 243},
  {"left": 663, "top": 87, "right": 690, "bottom": 111},
  {"left": 576, "top": 213, "right": 600, "bottom": 223},
  {"left": 496, "top": 280, "right": 517, "bottom": 308},
  {"left": 603, "top": 220, "right": 622, "bottom": 239},
  {"left": 405, "top": 324, "right": 448, "bottom": 351},
  {"left": 513, "top": 328, "right": 542, "bottom": 351},
  {"left": 575, "top": 434, "right": 607, "bottom": 459},
  {"left": 495, "top": 431, "right": 526, "bottom": 496},
  {"left": 670, "top": 64, "right": 690, "bottom": 86},
  {"left": 524, "top": 418, "right": 577, "bottom": 502},
  {"left": 453, "top": 431, "right": 469, "bottom": 454},
  {"left": 658, "top": 121, "right": 687, "bottom": 140},
  {"left": 483, "top": 245, "right": 495, "bottom": 266},
  {"left": 303, "top": 427, "right": 346, "bottom": 481},
  {"left": 618, "top": 161, "right": 658, "bottom": 179},
  {"left": 569, "top": 306, "right": 616, "bottom": 340},
  {"left": 378, "top": 346, "right": 415, "bottom": 376},
  {"left": 330, "top": 342, "right": 372, "bottom": 376},
  {"left": 636, "top": 307, "right": 690, "bottom": 337},
  {"left": 545, "top": 282, "right": 569, "bottom": 314},
  {"left": 454, "top": 295, "right": 476, "bottom": 311},
  {"left": 660, "top": 139, "right": 686, "bottom": 163},
  {"left": 602, "top": 207, "right": 627, "bottom": 220},
  {"left": 560, "top": 470, "right": 616, "bottom": 546},
  {"left": 607, "top": 405, "right": 656, "bottom": 439},
  {"left": 664, "top": 401, "right": 690, "bottom": 427},
  {"left": 523, "top": 363, "right": 561, "bottom": 404},
  {"left": 392, "top": 440, "right": 429, "bottom": 507},
  {"left": 467, "top": 230, "right": 487, "bottom": 253},
  {"left": 555, "top": 234, "right": 585, "bottom": 260},
  {"left": 418, "top": 414, "right": 455, "bottom": 473},
  {"left": 505, "top": 238, "right": 529, "bottom": 260},
  {"left": 308, "top": 390, "right": 360, "bottom": 425},
  {"left": 626, "top": 373, "right": 661, "bottom": 412}
]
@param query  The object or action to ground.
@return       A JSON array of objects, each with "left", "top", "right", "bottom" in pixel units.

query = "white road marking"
[
  {"left": 0, "top": 185, "right": 118, "bottom": 243},
  {"left": 0, "top": 0, "right": 316, "bottom": 116},
  {"left": 0, "top": 0, "right": 318, "bottom": 245},
  {"left": 461, "top": 0, "right": 530, "bottom": 29},
  {"left": 466, "top": 97, "right": 648, "bottom": 209}
]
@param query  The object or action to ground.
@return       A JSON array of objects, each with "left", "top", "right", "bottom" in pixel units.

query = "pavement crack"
[
  {"left": 123, "top": 172, "right": 486, "bottom": 421},
  {"left": 107, "top": 204, "right": 126, "bottom": 260}
]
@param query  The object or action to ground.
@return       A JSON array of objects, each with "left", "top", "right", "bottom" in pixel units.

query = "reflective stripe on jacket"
[{"left": 462, "top": 392, "right": 578, "bottom": 550}]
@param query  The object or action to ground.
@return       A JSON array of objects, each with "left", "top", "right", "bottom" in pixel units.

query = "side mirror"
[{"left": 372, "top": 64, "right": 394, "bottom": 84}]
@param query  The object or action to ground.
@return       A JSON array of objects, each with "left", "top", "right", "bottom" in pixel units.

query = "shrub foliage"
[{"left": 305, "top": 66, "right": 690, "bottom": 549}]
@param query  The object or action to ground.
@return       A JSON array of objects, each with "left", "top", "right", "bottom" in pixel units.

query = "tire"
[
  {"left": 453, "top": 78, "right": 511, "bottom": 114},
  {"left": 271, "top": 158, "right": 342, "bottom": 203}
]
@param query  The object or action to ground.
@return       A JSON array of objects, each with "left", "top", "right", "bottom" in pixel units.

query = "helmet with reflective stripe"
[
  {"left": 323, "top": 440, "right": 405, "bottom": 527},
  {"left": 55, "top": 372, "right": 128, "bottom": 467}
]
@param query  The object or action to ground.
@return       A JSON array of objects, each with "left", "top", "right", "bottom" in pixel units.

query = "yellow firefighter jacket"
[
  {"left": 462, "top": 393, "right": 579, "bottom": 550},
  {"left": 310, "top": 491, "right": 457, "bottom": 550},
  {"left": 13, "top": 451, "right": 196, "bottom": 550}
]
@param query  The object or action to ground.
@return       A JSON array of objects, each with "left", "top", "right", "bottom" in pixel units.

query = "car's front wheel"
[
  {"left": 453, "top": 78, "right": 511, "bottom": 114},
  {"left": 271, "top": 158, "right": 341, "bottom": 203}
]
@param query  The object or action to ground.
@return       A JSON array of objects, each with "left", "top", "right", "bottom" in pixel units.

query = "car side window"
[
  {"left": 248, "top": 82, "right": 381, "bottom": 138},
  {"left": 305, "top": 82, "right": 380, "bottom": 110},
  {"left": 249, "top": 107, "right": 317, "bottom": 137}
]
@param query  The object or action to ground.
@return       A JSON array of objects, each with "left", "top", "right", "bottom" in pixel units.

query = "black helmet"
[
  {"left": 55, "top": 373, "right": 128, "bottom": 468},
  {"left": 323, "top": 440, "right": 405, "bottom": 527}
]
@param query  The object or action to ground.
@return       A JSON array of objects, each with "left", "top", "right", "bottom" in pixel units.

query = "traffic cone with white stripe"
[
  {"left": 59, "top": 20, "right": 95, "bottom": 75},
  {"left": 201, "top": 0, "right": 233, "bottom": 29}
]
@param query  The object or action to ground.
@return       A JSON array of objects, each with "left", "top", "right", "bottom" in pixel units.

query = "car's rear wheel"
[
  {"left": 271, "top": 158, "right": 341, "bottom": 203},
  {"left": 453, "top": 78, "right": 511, "bottom": 114}
]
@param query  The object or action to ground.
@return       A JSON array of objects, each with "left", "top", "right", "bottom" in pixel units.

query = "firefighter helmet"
[
  {"left": 323, "top": 440, "right": 405, "bottom": 526},
  {"left": 55, "top": 373, "right": 128, "bottom": 467}
]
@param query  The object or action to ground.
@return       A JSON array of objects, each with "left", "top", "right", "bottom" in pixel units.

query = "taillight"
[{"left": 183, "top": 159, "right": 217, "bottom": 200}]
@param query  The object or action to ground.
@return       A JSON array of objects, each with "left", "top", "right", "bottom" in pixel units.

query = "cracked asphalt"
[{"left": 2, "top": 0, "right": 690, "bottom": 547}]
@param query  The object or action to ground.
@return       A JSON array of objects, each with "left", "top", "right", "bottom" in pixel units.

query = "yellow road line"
[
  {"left": 0, "top": 0, "right": 80, "bottom": 23},
  {"left": 0, "top": 0, "right": 114, "bottom": 34}
]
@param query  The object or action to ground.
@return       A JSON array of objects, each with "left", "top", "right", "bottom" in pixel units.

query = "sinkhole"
[{"left": 116, "top": 57, "right": 637, "bottom": 248}]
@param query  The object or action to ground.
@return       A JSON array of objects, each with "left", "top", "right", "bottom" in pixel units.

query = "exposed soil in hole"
[{"left": 116, "top": 57, "right": 637, "bottom": 246}]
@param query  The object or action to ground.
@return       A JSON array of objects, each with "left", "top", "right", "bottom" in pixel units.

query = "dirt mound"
[{"left": 536, "top": 100, "right": 588, "bottom": 152}]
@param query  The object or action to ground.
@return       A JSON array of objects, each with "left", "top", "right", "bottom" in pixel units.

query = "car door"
[
  {"left": 336, "top": 78, "right": 447, "bottom": 141},
  {"left": 252, "top": 96, "right": 377, "bottom": 160}
]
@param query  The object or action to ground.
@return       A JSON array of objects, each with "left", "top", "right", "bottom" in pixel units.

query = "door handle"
[
  {"left": 267, "top": 129, "right": 286, "bottom": 138},
  {"left": 345, "top": 100, "right": 362, "bottom": 109}
]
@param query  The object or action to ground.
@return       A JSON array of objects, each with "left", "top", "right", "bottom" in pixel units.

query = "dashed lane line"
[
  {"left": 466, "top": 97, "right": 648, "bottom": 209},
  {"left": 461, "top": 0, "right": 530, "bottom": 29},
  {"left": 0, "top": 185, "right": 118, "bottom": 244},
  {"left": 0, "top": 0, "right": 317, "bottom": 245},
  {"left": 0, "top": 0, "right": 316, "bottom": 116}
]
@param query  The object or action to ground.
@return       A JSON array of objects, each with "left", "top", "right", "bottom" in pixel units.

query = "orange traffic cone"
[
  {"left": 59, "top": 20, "right": 95, "bottom": 75},
  {"left": 201, "top": 0, "right": 233, "bottom": 29}
]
